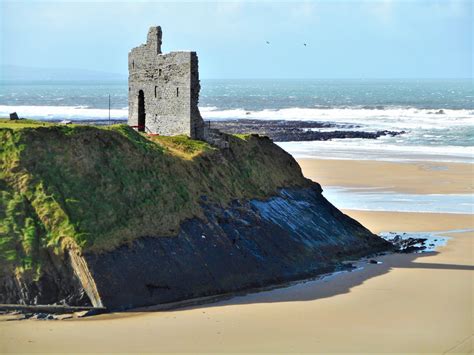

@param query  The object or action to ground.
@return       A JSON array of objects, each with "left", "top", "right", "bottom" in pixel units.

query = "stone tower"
[{"left": 128, "top": 26, "right": 204, "bottom": 139}]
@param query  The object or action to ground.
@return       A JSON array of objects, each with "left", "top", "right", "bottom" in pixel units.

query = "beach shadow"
[
  {"left": 158, "top": 251, "right": 474, "bottom": 312},
  {"left": 96, "top": 249, "right": 474, "bottom": 321},
  {"left": 397, "top": 261, "right": 474, "bottom": 271}
]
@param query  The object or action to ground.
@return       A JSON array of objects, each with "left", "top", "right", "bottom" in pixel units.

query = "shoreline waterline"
[
  {"left": 322, "top": 186, "right": 473, "bottom": 214},
  {"left": 1, "top": 152, "right": 472, "bottom": 353},
  {"left": 2, "top": 211, "right": 472, "bottom": 353}
]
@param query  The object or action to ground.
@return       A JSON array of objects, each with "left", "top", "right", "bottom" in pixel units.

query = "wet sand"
[
  {"left": 298, "top": 158, "right": 473, "bottom": 194},
  {"left": 1, "top": 160, "right": 472, "bottom": 354}
]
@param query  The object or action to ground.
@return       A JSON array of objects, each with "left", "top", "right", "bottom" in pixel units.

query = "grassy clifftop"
[{"left": 0, "top": 121, "right": 310, "bottom": 275}]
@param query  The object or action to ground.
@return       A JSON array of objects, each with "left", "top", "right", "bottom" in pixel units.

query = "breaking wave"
[
  {"left": 276, "top": 139, "right": 474, "bottom": 164},
  {"left": 1, "top": 104, "right": 472, "bottom": 163},
  {"left": 200, "top": 106, "right": 474, "bottom": 131},
  {"left": 0, "top": 105, "right": 128, "bottom": 120}
]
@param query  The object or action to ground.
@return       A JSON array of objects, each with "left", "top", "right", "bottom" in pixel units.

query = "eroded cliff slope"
[{"left": 0, "top": 121, "right": 390, "bottom": 309}]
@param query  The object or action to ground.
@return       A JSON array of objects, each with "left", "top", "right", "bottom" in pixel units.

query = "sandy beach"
[
  {"left": 1, "top": 159, "right": 472, "bottom": 354},
  {"left": 298, "top": 158, "right": 473, "bottom": 194},
  {"left": 1, "top": 0, "right": 472, "bottom": 353}
]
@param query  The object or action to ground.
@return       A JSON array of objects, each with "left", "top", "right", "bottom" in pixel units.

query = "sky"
[{"left": 0, "top": 0, "right": 472, "bottom": 79}]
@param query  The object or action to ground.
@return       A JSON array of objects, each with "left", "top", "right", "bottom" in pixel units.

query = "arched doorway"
[{"left": 138, "top": 90, "right": 145, "bottom": 132}]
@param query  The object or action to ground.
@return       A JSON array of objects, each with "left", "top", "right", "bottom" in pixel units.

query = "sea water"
[
  {"left": 1, "top": 79, "right": 472, "bottom": 213},
  {"left": 1, "top": 78, "right": 472, "bottom": 163},
  {"left": 322, "top": 187, "right": 473, "bottom": 214}
]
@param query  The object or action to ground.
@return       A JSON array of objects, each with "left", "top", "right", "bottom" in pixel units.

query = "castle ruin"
[{"left": 128, "top": 26, "right": 205, "bottom": 139}]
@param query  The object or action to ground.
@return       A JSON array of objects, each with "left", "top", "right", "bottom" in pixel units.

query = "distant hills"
[{"left": 0, "top": 65, "right": 127, "bottom": 81}]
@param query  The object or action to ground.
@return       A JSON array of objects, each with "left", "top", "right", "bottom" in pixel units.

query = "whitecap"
[{"left": 0, "top": 105, "right": 127, "bottom": 120}]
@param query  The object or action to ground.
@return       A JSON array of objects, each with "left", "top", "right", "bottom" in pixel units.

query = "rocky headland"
[{"left": 0, "top": 120, "right": 392, "bottom": 311}]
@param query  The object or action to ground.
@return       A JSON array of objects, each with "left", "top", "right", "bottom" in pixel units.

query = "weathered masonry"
[{"left": 128, "top": 26, "right": 204, "bottom": 139}]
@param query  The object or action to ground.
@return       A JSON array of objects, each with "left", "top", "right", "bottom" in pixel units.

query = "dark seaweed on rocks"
[{"left": 383, "top": 234, "right": 429, "bottom": 253}]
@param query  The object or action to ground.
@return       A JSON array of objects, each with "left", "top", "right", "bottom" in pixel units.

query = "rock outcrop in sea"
[{"left": 210, "top": 119, "right": 405, "bottom": 142}]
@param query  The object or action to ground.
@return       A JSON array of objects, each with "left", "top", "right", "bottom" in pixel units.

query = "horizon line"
[{"left": 1, "top": 77, "right": 472, "bottom": 82}]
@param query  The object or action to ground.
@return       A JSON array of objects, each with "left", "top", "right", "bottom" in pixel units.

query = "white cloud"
[
  {"left": 215, "top": 1, "right": 244, "bottom": 16},
  {"left": 289, "top": 0, "right": 318, "bottom": 21},
  {"left": 368, "top": 0, "right": 395, "bottom": 25},
  {"left": 429, "top": 0, "right": 471, "bottom": 17}
]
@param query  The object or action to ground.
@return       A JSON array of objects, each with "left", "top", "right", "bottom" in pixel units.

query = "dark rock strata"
[
  {"left": 0, "top": 126, "right": 392, "bottom": 310},
  {"left": 0, "top": 250, "right": 90, "bottom": 307},
  {"left": 85, "top": 186, "right": 391, "bottom": 310}
]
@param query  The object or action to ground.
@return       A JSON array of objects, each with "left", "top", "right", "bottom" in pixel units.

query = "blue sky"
[{"left": 1, "top": 0, "right": 472, "bottom": 79}]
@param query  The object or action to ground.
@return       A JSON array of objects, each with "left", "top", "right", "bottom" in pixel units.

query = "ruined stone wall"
[{"left": 128, "top": 26, "right": 204, "bottom": 138}]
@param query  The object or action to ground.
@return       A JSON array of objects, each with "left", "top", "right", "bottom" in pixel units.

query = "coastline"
[
  {"left": 1, "top": 158, "right": 472, "bottom": 353},
  {"left": 1, "top": 211, "right": 471, "bottom": 353}
]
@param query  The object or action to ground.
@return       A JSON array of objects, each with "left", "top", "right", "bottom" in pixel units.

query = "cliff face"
[
  {"left": 0, "top": 122, "right": 391, "bottom": 309},
  {"left": 86, "top": 187, "right": 388, "bottom": 310}
]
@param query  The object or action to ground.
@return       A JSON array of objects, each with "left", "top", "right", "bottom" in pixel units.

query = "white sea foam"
[
  {"left": 2, "top": 104, "right": 472, "bottom": 129},
  {"left": 277, "top": 139, "right": 474, "bottom": 164},
  {"left": 200, "top": 106, "right": 474, "bottom": 131},
  {"left": 0, "top": 105, "right": 128, "bottom": 120},
  {"left": 1, "top": 104, "right": 472, "bottom": 163},
  {"left": 322, "top": 187, "right": 474, "bottom": 214}
]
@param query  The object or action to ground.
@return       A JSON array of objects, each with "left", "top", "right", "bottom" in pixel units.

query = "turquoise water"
[
  {"left": 322, "top": 187, "right": 473, "bottom": 214},
  {"left": 1, "top": 79, "right": 472, "bottom": 214},
  {"left": 1, "top": 79, "right": 472, "bottom": 110}
]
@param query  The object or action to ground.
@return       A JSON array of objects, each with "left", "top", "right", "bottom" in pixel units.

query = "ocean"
[{"left": 0, "top": 79, "right": 472, "bottom": 163}]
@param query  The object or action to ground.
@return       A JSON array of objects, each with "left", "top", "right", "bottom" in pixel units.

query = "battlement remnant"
[{"left": 128, "top": 26, "right": 205, "bottom": 139}]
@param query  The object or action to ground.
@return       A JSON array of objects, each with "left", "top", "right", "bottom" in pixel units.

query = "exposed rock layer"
[
  {"left": 0, "top": 249, "right": 90, "bottom": 306},
  {"left": 0, "top": 124, "right": 391, "bottom": 309},
  {"left": 85, "top": 186, "right": 390, "bottom": 310}
]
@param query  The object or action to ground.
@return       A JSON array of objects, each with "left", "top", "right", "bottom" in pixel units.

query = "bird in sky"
[
  {"left": 304, "top": 43, "right": 307, "bottom": 47},
  {"left": 266, "top": 41, "right": 270, "bottom": 45}
]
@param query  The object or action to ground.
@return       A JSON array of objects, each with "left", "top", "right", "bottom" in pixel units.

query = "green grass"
[
  {"left": 233, "top": 133, "right": 253, "bottom": 140},
  {"left": 151, "top": 135, "right": 214, "bottom": 159},
  {"left": 0, "top": 183, "right": 45, "bottom": 277},
  {"left": 0, "top": 118, "right": 55, "bottom": 129},
  {"left": 0, "top": 122, "right": 310, "bottom": 275}
]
